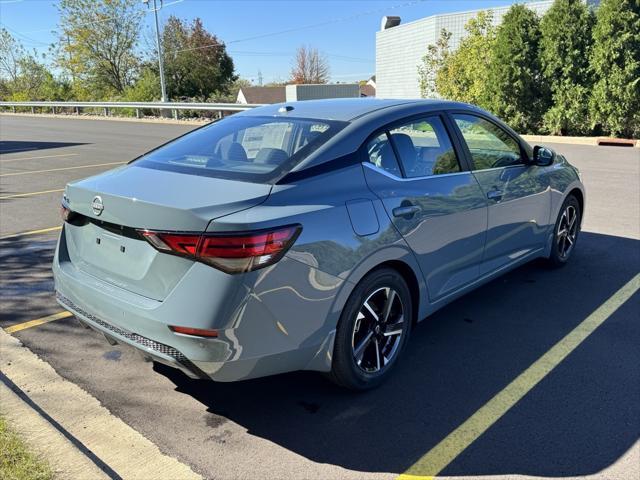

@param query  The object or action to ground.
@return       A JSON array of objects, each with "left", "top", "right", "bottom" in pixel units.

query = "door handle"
[
  {"left": 486, "top": 188, "right": 503, "bottom": 201},
  {"left": 393, "top": 205, "right": 421, "bottom": 218}
]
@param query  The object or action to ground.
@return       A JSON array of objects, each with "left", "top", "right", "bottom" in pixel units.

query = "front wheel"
[
  {"left": 329, "top": 268, "right": 412, "bottom": 390},
  {"left": 547, "top": 195, "right": 581, "bottom": 268}
]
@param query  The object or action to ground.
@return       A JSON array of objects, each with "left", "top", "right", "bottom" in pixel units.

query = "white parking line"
[
  {"left": 0, "top": 161, "right": 125, "bottom": 177},
  {"left": 0, "top": 153, "right": 79, "bottom": 163}
]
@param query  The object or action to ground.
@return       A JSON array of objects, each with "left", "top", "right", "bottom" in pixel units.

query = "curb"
[
  {"left": 0, "top": 328, "right": 202, "bottom": 480},
  {"left": 0, "top": 379, "right": 109, "bottom": 479},
  {"left": 521, "top": 134, "right": 639, "bottom": 148}
]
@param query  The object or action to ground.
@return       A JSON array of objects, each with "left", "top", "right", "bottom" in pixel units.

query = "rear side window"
[
  {"left": 367, "top": 132, "right": 401, "bottom": 176},
  {"left": 389, "top": 116, "right": 460, "bottom": 178},
  {"left": 135, "top": 115, "right": 345, "bottom": 183},
  {"left": 452, "top": 114, "right": 523, "bottom": 170}
]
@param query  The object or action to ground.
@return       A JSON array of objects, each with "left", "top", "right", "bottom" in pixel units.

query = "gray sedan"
[{"left": 53, "top": 99, "right": 585, "bottom": 390}]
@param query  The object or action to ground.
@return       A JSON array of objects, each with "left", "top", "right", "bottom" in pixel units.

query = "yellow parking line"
[
  {"left": 0, "top": 161, "right": 125, "bottom": 177},
  {"left": 0, "top": 153, "right": 79, "bottom": 163},
  {"left": 4, "top": 311, "right": 73, "bottom": 334},
  {"left": 0, "top": 226, "right": 62, "bottom": 240},
  {"left": 399, "top": 273, "right": 640, "bottom": 480},
  {"left": 0, "top": 188, "right": 64, "bottom": 200}
]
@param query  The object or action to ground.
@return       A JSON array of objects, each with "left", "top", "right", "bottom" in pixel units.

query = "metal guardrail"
[{"left": 0, "top": 101, "right": 263, "bottom": 119}]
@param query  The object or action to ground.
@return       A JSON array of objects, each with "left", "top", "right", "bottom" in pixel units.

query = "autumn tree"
[
  {"left": 290, "top": 46, "right": 330, "bottom": 84},
  {"left": 159, "top": 16, "right": 236, "bottom": 100},
  {"left": 417, "top": 28, "right": 452, "bottom": 98},
  {"left": 540, "top": 0, "right": 594, "bottom": 135},
  {"left": 589, "top": 0, "right": 640, "bottom": 138},
  {"left": 56, "top": 0, "right": 143, "bottom": 98}
]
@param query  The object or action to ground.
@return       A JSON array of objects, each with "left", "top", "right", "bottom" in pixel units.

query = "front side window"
[
  {"left": 452, "top": 114, "right": 523, "bottom": 170},
  {"left": 135, "top": 116, "right": 345, "bottom": 183},
  {"left": 389, "top": 116, "right": 460, "bottom": 178}
]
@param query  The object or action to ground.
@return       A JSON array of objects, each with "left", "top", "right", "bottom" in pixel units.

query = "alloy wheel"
[
  {"left": 556, "top": 204, "right": 579, "bottom": 259},
  {"left": 351, "top": 287, "right": 405, "bottom": 374}
]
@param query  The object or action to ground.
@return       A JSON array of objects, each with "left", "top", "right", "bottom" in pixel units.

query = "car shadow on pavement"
[
  {"left": 0, "top": 140, "right": 88, "bottom": 155},
  {"left": 156, "top": 231, "right": 640, "bottom": 477},
  {"left": 0, "top": 238, "right": 58, "bottom": 326}
]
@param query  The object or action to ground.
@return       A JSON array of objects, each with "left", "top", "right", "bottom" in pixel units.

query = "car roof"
[{"left": 237, "top": 98, "right": 472, "bottom": 122}]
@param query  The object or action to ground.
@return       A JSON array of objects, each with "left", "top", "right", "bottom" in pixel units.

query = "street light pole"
[{"left": 145, "top": 0, "right": 168, "bottom": 103}]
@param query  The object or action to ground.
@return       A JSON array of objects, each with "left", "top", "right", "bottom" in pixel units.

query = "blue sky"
[{"left": 1, "top": 0, "right": 522, "bottom": 83}]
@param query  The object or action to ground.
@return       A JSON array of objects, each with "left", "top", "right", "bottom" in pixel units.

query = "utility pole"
[{"left": 144, "top": 0, "right": 168, "bottom": 102}]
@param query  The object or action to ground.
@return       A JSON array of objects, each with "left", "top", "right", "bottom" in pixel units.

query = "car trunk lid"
[{"left": 62, "top": 164, "right": 271, "bottom": 300}]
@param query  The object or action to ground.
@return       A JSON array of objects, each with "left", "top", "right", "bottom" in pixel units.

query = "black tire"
[
  {"left": 546, "top": 194, "right": 581, "bottom": 268},
  {"left": 329, "top": 267, "right": 412, "bottom": 390}
]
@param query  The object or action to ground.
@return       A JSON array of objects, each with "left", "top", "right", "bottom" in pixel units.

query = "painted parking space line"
[
  {"left": 0, "top": 329, "right": 202, "bottom": 479},
  {"left": 0, "top": 188, "right": 64, "bottom": 200},
  {"left": 0, "top": 161, "right": 125, "bottom": 177},
  {"left": 0, "top": 153, "right": 79, "bottom": 163},
  {"left": 0, "top": 226, "right": 62, "bottom": 240},
  {"left": 398, "top": 273, "right": 640, "bottom": 480},
  {"left": 4, "top": 311, "right": 73, "bottom": 334}
]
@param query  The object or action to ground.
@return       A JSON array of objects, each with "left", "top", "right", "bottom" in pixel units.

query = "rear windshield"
[{"left": 134, "top": 115, "right": 347, "bottom": 183}]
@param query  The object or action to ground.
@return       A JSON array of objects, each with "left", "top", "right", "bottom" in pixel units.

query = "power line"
[
  {"left": 228, "top": 50, "right": 373, "bottom": 63},
  {"left": 169, "top": 0, "right": 424, "bottom": 55},
  {"left": 2, "top": 25, "right": 51, "bottom": 47},
  {"left": 3, "top": 0, "right": 422, "bottom": 55}
]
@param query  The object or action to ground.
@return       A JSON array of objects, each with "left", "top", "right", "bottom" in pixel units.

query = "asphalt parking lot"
[{"left": 1, "top": 114, "right": 639, "bottom": 480}]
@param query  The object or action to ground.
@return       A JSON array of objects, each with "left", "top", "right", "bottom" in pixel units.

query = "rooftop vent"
[{"left": 381, "top": 16, "right": 401, "bottom": 31}]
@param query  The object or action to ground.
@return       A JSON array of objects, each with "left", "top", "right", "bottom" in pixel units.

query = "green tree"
[
  {"left": 417, "top": 28, "right": 452, "bottom": 99},
  {"left": 540, "top": 0, "right": 595, "bottom": 135},
  {"left": 435, "top": 10, "right": 497, "bottom": 109},
  {"left": 487, "top": 5, "right": 549, "bottom": 133},
  {"left": 56, "top": 0, "right": 143, "bottom": 98},
  {"left": 160, "top": 16, "right": 236, "bottom": 100},
  {"left": 589, "top": 0, "right": 640, "bottom": 138},
  {"left": 9, "top": 57, "right": 70, "bottom": 100},
  {"left": 0, "top": 29, "right": 69, "bottom": 101},
  {"left": 123, "top": 66, "right": 160, "bottom": 101}
]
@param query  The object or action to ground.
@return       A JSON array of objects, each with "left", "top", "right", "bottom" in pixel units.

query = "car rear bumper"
[
  {"left": 53, "top": 225, "right": 345, "bottom": 382},
  {"left": 56, "top": 292, "right": 209, "bottom": 379}
]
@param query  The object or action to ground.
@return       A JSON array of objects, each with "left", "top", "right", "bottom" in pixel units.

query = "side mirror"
[{"left": 532, "top": 145, "right": 556, "bottom": 166}]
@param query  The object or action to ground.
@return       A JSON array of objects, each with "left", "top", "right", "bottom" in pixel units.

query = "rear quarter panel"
[{"left": 208, "top": 163, "right": 428, "bottom": 347}]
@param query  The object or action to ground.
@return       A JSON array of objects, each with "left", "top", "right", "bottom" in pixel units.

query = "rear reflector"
[
  {"left": 169, "top": 325, "right": 219, "bottom": 337},
  {"left": 139, "top": 225, "right": 301, "bottom": 273}
]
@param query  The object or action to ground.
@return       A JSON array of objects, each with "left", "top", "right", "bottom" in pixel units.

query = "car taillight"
[
  {"left": 60, "top": 204, "right": 71, "bottom": 222},
  {"left": 138, "top": 225, "right": 301, "bottom": 274}
]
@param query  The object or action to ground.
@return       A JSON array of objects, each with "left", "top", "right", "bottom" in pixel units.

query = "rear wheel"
[
  {"left": 329, "top": 268, "right": 412, "bottom": 390},
  {"left": 547, "top": 195, "right": 581, "bottom": 268}
]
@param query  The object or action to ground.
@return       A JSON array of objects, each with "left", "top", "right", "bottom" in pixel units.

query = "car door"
[
  {"left": 362, "top": 114, "right": 488, "bottom": 302},
  {"left": 449, "top": 113, "right": 551, "bottom": 275}
]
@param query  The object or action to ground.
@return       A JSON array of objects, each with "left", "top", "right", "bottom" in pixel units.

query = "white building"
[{"left": 375, "top": 0, "right": 599, "bottom": 99}]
